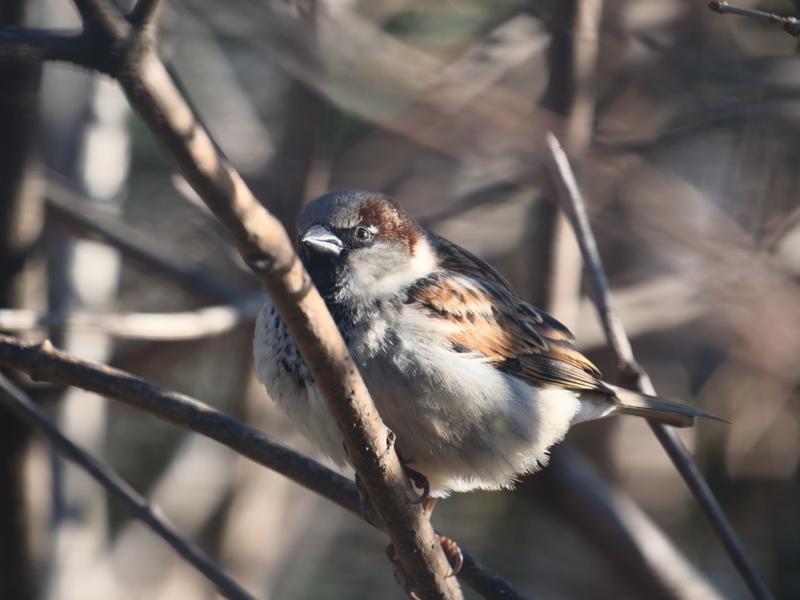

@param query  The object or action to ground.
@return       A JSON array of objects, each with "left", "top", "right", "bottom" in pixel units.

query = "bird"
[{"left": 254, "top": 190, "right": 716, "bottom": 502}]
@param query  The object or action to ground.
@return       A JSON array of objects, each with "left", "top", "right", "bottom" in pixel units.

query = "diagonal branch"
[
  {"left": 537, "top": 447, "right": 723, "bottom": 600},
  {"left": 72, "top": 0, "right": 130, "bottom": 39},
  {"left": 0, "top": 294, "right": 263, "bottom": 340},
  {"left": 0, "top": 334, "right": 526, "bottom": 600},
  {"left": 128, "top": 0, "right": 162, "bottom": 32},
  {"left": 125, "top": 41, "right": 464, "bottom": 600},
  {"left": 709, "top": 1, "right": 800, "bottom": 38},
  {"left": 51, "top": 1, "right": 462, "bottom": 595},
  {"left": 543, "top": 133, "right": 774, "bottom": 600},
  {"left": 0, "top": 373, "right": 254, "bottom": 600},
  {"left": 45, "top": 176, "right": 252, "bottom": 303}
]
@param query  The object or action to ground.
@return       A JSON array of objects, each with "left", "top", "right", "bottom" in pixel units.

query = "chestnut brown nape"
[{"left": 356, "top": 196, "right": 421, "bottom": 251}]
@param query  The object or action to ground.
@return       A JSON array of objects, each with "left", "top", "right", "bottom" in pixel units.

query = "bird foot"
[
  {"left": 437, "top": 534, "right": 463, "bottom": 577},
  {"left": 385, "top": 533, "right": 463, "bottom": 595},
  {"left": 402, "top": 464, "right": 430, "bottom": 505}
]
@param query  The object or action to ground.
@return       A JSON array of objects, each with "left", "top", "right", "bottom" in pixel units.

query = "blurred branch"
[
  {"left": 39, "top": 1, "right": 462, "bottom": 593},
  {"left": 535, "top": 447, "right": 722, "bottom": 600},
  {"left": 0, "top": 294, "right": 262, "bottom": 340},
  {"left": 0, "top": 27, "right": 107, "bottom": 70},
  {"left": 544, "top": 134, "right": 635, "bottom": 364},
  {"left": 0, "top": 373, "right": 254, "bottom": 600},
  {"left": 418, "top": 183, "right": 522, "bottom": 229},
  {"left": 709, "top": 2, "right": 800, "bottom": 37},
  {"left": 2, "top": 5, "right": 461, "bottom": 592},
  {"left": 531, "top": 8, "right": 722, "bottom": 596},
  {"left": 0, "top": 334, "right": 527, "bottom": 600},
  {"left": 72, "top": 0, "right": 128, "bottom": 38},
  {"left": 329, "top": 12, "right": 550, "bottom": 195},
  {"left": 128, "top": 0, "right": 162, "bottom": 32},
  {"left": 195, "top": 4, "right": 552, "bottom": 171},
  {"left": 45, "top": 176, "right": 252, "bottom": 303},
  {"left": 248, "top": 1, "right": 323, "bottom": 236},
  {"left": 543, "top": 133, "right": 774, "bottom": 600},
  {"left": 169, "top": 174, "right": 259, "bottom": 275},
  {"left": 0, "top": 2, "right": 43, "bottom": 596},
  {"left": 102, "top": 436, "right": 237, "bottom": 596},
  {"left": 6, "top": 11, "right": 451, "bottom": 599},
  {"left": 532, "top": 0, "right": 602, "bottom": 323},
  {"left": 575, "top": 275, "right": 704, "bottom": 352}
]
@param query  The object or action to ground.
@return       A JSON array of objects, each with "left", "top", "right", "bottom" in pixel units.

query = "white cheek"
[{"left": 348, "top": 237, "right": 437, "bottom": 299}]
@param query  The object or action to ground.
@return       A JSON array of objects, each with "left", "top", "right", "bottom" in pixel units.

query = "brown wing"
[{"left": 406, "top": 235, "right": 607, "bottom": 393}]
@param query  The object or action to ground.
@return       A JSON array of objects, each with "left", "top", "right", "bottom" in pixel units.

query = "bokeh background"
[{"left": 2, "top": 0, "right": 799, "bottom": 598}]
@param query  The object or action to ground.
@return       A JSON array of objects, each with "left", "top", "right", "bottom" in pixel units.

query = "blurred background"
[{"left": 1, "top": 0, "right": 799, "bottom": 598}]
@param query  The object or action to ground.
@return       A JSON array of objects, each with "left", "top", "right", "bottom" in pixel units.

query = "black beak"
[{"left": 300, "top": 225, "right": 343, "bottom": 256}]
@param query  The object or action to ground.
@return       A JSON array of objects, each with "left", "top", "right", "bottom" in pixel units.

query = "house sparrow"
[{"left": 254, "top": 190, "right": 714, "bottom": 499}]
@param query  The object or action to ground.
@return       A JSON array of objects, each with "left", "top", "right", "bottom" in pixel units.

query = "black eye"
[{"left": 354, "top": 225, "right": 373, "bottom": 242}]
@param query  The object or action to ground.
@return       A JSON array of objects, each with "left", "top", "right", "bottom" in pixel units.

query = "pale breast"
[
  {"left": 253, "top": 301, "right": 349, "bottom": 465},
  {"left": 254, "top": 298, "right": 583, "bottom": 496},
  {"left": 356, "top": 304, "right": 583, "bottom": 495}
]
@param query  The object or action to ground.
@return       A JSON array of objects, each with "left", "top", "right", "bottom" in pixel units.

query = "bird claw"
[
  {"left": 386, "top": 534, "right": 463, "bottom": 592},
  {"left": 402, "top": 464, "right": 430, "bottom": 505},
  {"left": 348, "top": 439, "right": 430, "bottom": 506},
  {"left": 437, "top": 534, "right": 464, "bottom": 577}
]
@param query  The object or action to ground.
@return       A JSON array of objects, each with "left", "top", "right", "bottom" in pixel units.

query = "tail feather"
[{"left": 608, "top": 384, "right": 725, "bottom": 428}]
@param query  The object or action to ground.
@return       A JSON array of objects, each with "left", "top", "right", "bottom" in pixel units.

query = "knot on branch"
[
  {"left": 96, "top": 28, "right": 153, "bottom": 78},
  {"left": 244, "top": 251, "right": 296, "bottom": 278}
]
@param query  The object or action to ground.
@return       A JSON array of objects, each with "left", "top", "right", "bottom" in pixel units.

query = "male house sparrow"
[{"left": 254, "top": 190, "right": 712, "bottom": 499}]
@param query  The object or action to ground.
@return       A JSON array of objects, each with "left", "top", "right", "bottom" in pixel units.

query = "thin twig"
[
  {"left": 0, "top": 334, "right": 526, "bottom": 600},
  {"left": 709, "top": 1, "right": 800, "bottom": 38},
  {"left": 45, "top": 176, "right": 252, "bottom": 303},
  {"left": 418, "top": 183, "right": 522, "bottom": 229},
  {"left": 72, "top": 0, "right": 130, "bottom": 39},
  {"left": 543, "top": 132, "right": 774, "bottom": 600},
  {"left": 0, "top": 373, "right": 254, "bottom": 600},
  {"left": 0, "top": 27, "right": 107, "bottom": 71},
  {"left": 533, "top": 0, "right": 602, "bottom": 323},
  {"left": 128, "top": 0, "right": 162, "bottom": 32},
  {"left": 0, "top": 294, "right": 262, "bottom": 340},
  {"left": 543, "top": 134, "right": 636, "bottom": 368}
]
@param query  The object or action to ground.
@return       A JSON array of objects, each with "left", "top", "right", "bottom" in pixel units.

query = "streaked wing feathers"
[{"left": 405, "top": 235, "right": 605, "bottom": 392}]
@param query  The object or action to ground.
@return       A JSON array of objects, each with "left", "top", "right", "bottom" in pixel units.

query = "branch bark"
[
  {"left": 0, "top": 333, "right": 526, "bottom": 600},
  {"left": 709, "top": 2, "right": 800, "bottom": 37},
  {"left": 120, "top": 41, "right": 463, "bottom": 600},
  {"left": 0, "top": 373, "right": 254, "bottom": 600},
  {"left": 128, "top": 0, "right": 162, "bottom": 33},
  {"left": 543, "top": 133, "right": 774, "bottom": 600},
  {"left": 0, "top": 1, "right": 464, "bottom": 595},
  {"left": 0, "top": 295, "right": 262, "bottom": 340}
]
